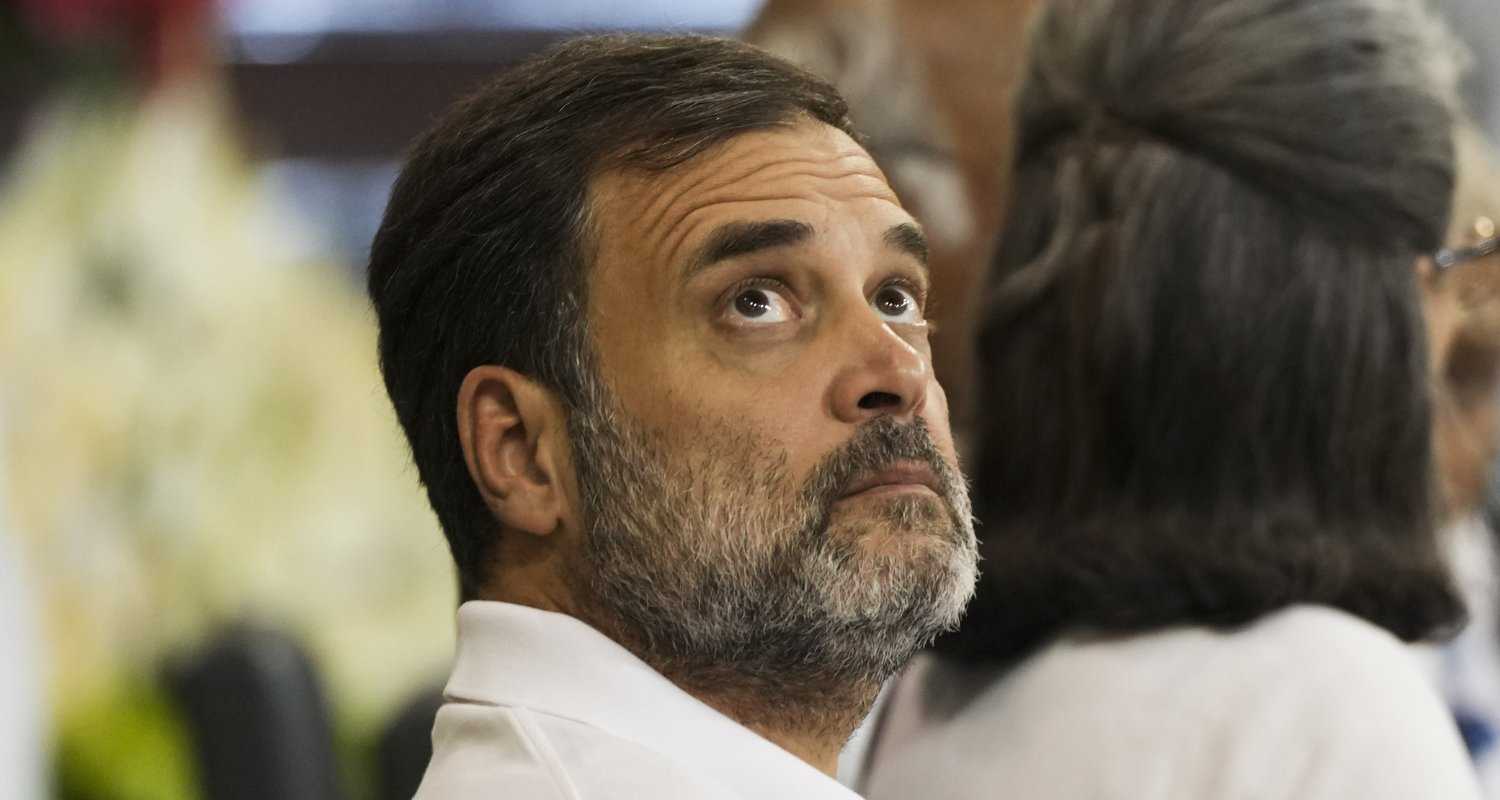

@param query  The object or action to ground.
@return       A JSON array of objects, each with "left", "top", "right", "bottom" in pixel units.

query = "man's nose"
[{"left": 828, "top": 312, "right": 930, "bottom": 425}]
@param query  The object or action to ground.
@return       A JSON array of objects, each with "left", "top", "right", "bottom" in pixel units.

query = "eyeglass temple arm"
[{"left": 1436, "top": 237, "right": 1499, "bottom": 271}]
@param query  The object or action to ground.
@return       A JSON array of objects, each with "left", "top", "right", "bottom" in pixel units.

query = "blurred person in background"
[
  {"left": 366, "top": 34, "right": 978, "bottom": 799},
  {"left": 1420, "top": 121, "right": 1500, "bottom": 794},
  {"left": 856, "top": 0, "right": 1483, "bottom": 797},
  {"left": 750, "top": 1, "right": 1500, "bottom": 794},
  {"left": 1442, "top": 0, "right": 1500, "bottom": 139}
]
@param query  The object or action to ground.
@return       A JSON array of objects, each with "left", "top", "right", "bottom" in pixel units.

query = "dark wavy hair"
[
  {"left": 367, "top": 35, "right": 855, "bottom": 600},
  {"left": 939, "top": 0, "right": 1468, "bottom": 661}
]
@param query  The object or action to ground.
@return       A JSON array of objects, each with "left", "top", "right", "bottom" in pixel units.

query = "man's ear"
[{"left": 456, "top": 365, "right": 570, "bottom": 539}]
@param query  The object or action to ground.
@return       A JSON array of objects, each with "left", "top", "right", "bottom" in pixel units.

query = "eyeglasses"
[{"left": 1436, "top": 216, "right": 1498, "bottom": 273}]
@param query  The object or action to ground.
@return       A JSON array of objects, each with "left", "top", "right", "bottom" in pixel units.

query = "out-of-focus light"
[
  {"left": 468, "top": 0, "right": 765, "bottom": 30},
  {"left": 224, "top": 0, "right": 337, "bottom": 35},
  {"left": 223, "top": 0, "right": 765, "bottom": 35},
  {"left": 233, "top": 32, "right": 326, "bottom": 64}
]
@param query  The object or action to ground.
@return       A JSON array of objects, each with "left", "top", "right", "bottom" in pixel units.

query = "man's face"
[
  {"left": 747, "top": 0, "right": 1043, "bottom": 426},
  {"left": 564, "top": 119, "right": 977, "bottom": 688}
]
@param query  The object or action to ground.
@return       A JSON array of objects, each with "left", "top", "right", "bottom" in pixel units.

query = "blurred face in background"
[
  {"left": 1427, "top": 126, "right": 1500, "bottom": 520},
  {"left": 1429, "top": 218, "right": 1500, "bottom": 518},
  {"left": 563, "top": 119, "right": 978, "bottom": 688}
]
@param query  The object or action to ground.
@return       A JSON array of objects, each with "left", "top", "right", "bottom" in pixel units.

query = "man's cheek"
[{"left": 923, "top": 380, "right": 954, "bottom": 433}]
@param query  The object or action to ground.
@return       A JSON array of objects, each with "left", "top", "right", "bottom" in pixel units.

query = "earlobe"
[
  {"left": 1414, "top": 255, "right": 1437, "bottom": 286},
  {"left": 456, "top": 365, "right": 567, "bottom": 538}
]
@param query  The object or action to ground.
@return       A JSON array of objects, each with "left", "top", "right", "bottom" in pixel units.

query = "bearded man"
[{"left": 366, "top": 34, "right": 978, "bottom": 799}]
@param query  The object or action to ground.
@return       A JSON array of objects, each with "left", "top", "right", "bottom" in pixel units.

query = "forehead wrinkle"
[
  {"left": 639, "top": 149, "right": 889, "bottom": 249},
  {"left": 628, "top": 136, "right": 839, "bottom": 247},
  {"left": 655, "top": 167, "right": 903, "bottom": 272},
  {"left": 629, "top": 116, "right": 828, "bottom": 235},
  {"left": 633, "top": 151, "right": 757, "bottom": 244}
]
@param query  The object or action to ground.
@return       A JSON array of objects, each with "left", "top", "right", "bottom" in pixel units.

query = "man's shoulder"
[{"left": 414, "top": 700, "right": 740, "bottom": 800}]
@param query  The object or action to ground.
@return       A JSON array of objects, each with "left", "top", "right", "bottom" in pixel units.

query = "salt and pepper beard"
[{"left": 564, "top": 371, "right": 978, "bottom": 733}]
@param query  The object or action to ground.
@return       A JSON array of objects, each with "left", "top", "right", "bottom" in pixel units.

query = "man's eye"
[
  {"left": 872, "top": 284, "right": 923, "bottom": 324},
  {"left": 727, "top": 286, "right": 794, "bottom": 325}
]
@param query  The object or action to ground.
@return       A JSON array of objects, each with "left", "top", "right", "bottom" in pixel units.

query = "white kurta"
[
  {"left": 863, "top": 605, "right": 1483, "bottom": 800},
  {"left": 415, "top": 601, "right": 864, "bottom": 800}
]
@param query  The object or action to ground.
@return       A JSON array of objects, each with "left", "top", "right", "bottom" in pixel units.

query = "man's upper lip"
[{"left": 839, "top": 462, "right": 942, "bottom": 498}]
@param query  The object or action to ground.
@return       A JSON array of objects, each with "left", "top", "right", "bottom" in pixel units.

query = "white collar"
[{"left": 445, "top": 601, "right": 862, "bottom": 800}]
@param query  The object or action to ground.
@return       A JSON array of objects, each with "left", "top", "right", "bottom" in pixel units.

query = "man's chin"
[
  {"left": 830, "top": 492, "right": 962, "bottom": 545},
  {"left": 816, "top": 528, "right": 975, "bottom": 625}
]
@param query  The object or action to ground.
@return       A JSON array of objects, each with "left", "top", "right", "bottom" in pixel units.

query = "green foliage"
[
  {"left": 50, "top": 673, "right": 393, "bottom": 799},
  {"left": 55, "top": 681, "right": 198, "bottom": 800}
]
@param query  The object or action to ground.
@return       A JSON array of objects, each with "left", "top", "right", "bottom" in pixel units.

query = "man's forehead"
[
  {"left": 589, "top": 121, "right": 907, "bottom": 270},
  {"left": 612, "top": 120, "right": 888, "bottom": 192}
]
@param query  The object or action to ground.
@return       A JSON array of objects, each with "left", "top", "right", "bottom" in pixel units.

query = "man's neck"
[
  {"left": 665, "top": 668, "right": 882, "bottom": 778},
  {"left": 490, "top": 577, "right": 883, "bottom": 777}
]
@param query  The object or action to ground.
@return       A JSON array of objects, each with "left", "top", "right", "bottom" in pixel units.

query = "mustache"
[{"left": 800, "top": 417, "right": 963, "bottom": 510}]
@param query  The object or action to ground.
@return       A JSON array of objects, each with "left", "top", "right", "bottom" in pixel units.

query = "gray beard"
[{"left": 564, "top": 375, "right": 978, "bottom": 727}]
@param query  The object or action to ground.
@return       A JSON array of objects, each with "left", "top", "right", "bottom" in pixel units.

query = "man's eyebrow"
[
  {"left": 884, "top": 222, "right": 929, "bottom": 269},
  {"left": 686, "top": 219, "right": 815, "bottom": 277}
]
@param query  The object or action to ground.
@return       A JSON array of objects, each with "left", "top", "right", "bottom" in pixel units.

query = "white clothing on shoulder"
[
  {"left": 414, "top": 601, "right": 863, "bottom": 800},
  {"left": 1414, "top": 514, "right": 1500, "bottom": 795},
  {"left": 863, "top": 604, "right": 1482, "bottom": 800}
]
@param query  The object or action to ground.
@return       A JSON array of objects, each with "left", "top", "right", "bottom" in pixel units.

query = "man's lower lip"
[{"left": 835, "top": 483, "right": 939, "bottom": 503}]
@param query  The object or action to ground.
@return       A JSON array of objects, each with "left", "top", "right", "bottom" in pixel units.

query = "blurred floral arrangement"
[{"left": 0, "top": 1, "right": 457, "bottom": 796}]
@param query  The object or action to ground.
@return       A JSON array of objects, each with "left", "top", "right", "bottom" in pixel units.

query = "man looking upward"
[{"left": 366, "top": 35, "right": 978, "bottom": 798}]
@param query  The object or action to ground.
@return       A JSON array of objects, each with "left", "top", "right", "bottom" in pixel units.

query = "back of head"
[
  {"left": 949, "top": 0, "right": 1467, "bottom": 659},
  {"left": 366, "top": 35, "right": 853, "bottom": 600}
]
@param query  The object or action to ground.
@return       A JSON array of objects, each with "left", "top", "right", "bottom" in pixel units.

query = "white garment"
[
  {"left": 864, "top": 605, "right": 1482, "bottom": 800},
  {"left": 1414, "top": 515, "right": 1500, "bottom": 796},
  {"left": 415, "top": 601, "right": 863, "bottom": 800},
  {"left": 838, "top": 680, "right": 892, "bottom": 788}
]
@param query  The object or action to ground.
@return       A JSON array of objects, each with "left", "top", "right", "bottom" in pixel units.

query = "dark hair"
[
  {"left": 940, "top": 0, "right": 1467, "bottom": 661},
  {"left": 367, "top": 34, "right": 856, "bottom": 599}
]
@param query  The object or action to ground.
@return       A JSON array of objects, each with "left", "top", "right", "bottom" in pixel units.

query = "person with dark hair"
[
  {"left": 856, "top": 0, "right": 1485, "bottom": 797},
  {"left": 366, "top": 34, "right": 978, "bottom": 798}
]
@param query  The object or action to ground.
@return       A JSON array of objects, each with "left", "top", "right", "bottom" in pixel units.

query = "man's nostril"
[{"left": 858, "top": 391, "right": 902, "bottom": 410}]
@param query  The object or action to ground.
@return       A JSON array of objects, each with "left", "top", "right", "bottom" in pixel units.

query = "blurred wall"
[{"left": 1443, "top": 0, "right": 1500, "bottom": 140}]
